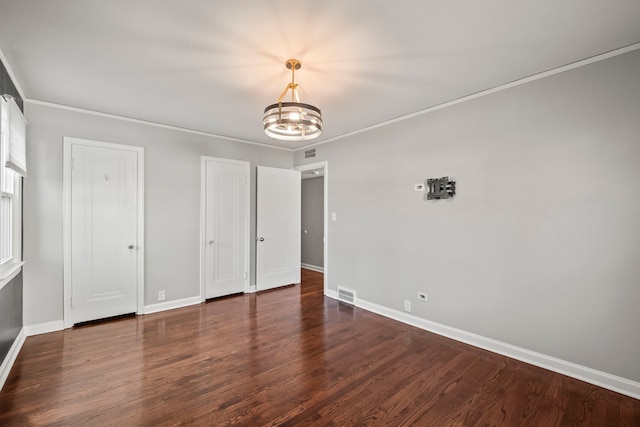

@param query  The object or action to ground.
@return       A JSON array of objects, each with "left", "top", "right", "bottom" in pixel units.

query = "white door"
[
  {"left": 256, "top": 166, "right": 301, "bottom": 290},
  {"left": 204, "top": 158, "right": 248, "bottom": 299},
  {"left": 70, "top": 144, "right": 140, "bottom": 324}
]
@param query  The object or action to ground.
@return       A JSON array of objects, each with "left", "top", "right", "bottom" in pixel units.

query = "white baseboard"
[
  {"left": 325, "top": 288, "right": 338, "bottom": 299},
  {"left": 24, "top": 320, "right": 65, "bottom": 336},
  {"left": 0, "top": 328, "right": 26, "bottom": 392},
  {"left": 144, "top": 296, "right": 201, "bottom": 315},
  {"left": 301, "top": 263, "right": 324, "bottom": 273},
  {"left": 23, "top": 299, "right": 203, "bottom": 335},
  {"left": 325, "top": 294, "right": 640, "bottom": 400}
]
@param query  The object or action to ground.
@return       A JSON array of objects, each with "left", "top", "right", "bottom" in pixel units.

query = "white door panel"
[
  {"left": 71, "top": 144, "right": 138, "bottom": 323},
  {"left": 256, "top": 166, "right": 301, "bottom": 290},
  {"left": 204, "top": 159, "right": 248, "bottom": 298}
]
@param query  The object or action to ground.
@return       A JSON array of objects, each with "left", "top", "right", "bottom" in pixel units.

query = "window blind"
[
  {"left": 2, "top": 96, "right": 27, "bottom": 177},
  {"left": 0, "top": 97, "right": 14, "bottom": 194}
]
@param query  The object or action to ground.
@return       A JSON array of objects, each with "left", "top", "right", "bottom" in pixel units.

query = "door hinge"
[
  {"left": 244, "top": 271, "right": 247, "bottom": 279},
  {"left": 71, "top": 158, "right": 74, "bottom": 170},
  {"left": 70, "top": 296, "right": 73, "bottom": 308}
]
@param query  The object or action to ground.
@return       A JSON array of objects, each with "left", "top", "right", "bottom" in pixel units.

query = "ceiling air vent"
[
  {"left": 304, "top": 148, "right": 316, "bottom": 159},
  {"left": 337, "top": 287, "right": 356, "bottom": 305}
]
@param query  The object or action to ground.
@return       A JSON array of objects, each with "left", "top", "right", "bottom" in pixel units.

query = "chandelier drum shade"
[{"left": 263, "top": 59, "right": 322, "bottom": 141}]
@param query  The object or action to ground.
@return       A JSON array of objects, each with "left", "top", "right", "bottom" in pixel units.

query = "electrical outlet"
[
  {"left": 158, "top": 290, "right": 166, "bottom": 302},
  {"left": 417, "top": 292, "right": 428, "bottom": 301},
  {"left": 404, "top": 300, "right": 411, "bottom": 312}
]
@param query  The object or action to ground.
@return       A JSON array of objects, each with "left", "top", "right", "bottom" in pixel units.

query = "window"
[{"left": 0, "top": 95, "right": 25, "bottom": 284}]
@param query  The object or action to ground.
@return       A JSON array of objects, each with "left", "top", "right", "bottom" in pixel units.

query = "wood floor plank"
[{"left": 1, "top": 268, "right": 638, "bottom": 426}]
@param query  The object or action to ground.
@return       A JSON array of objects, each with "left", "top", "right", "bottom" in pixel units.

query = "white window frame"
[{"left": 0, "top": 96, "right": 24, "bottom": 288}]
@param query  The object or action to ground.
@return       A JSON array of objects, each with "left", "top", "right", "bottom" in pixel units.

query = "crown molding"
[
  {"left": 295, "top": 41, "right": 640, "bottom": 152},
  {"left": 25, "top": 98, "right": 293, "bottom": 151},
  {"left": 9, "top": 40, "right": 640, "bottom": 153}
]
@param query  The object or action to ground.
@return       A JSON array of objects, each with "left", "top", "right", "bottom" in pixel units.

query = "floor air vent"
[{"left": 337, "top": 287, "right": 356, "bottom": 305}]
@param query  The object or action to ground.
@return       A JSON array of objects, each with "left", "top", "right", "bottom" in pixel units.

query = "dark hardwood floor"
[{"left": 1, "top": 269, "right": 638, "bottom": 426}]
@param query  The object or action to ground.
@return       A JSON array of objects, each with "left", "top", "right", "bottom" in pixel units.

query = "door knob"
[
  {"left": 208, "top": 240, "right": 214, "bottom": 246},
  {"left": 258, "top": 237, "right": 265, "bottom": 242},
  {"left": 128, "top": 245, "right": 135, "bottom": 250}
]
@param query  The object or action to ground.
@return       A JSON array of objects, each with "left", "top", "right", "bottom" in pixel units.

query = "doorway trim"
[
  {"left": 199, "top": 156, "right": 251, "bottom": 301},
  {"left": 62, "top": 137, "right": 145, "bottom": 328},
  {"left": 295, "top": 161, "right": 328, "bottom": 296}
]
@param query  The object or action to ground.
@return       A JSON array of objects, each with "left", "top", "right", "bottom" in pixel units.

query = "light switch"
[{"left": 331, "top": 212, "right": 337, "bottom": 222}]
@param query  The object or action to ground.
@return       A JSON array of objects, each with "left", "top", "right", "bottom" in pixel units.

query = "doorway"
[
  {"left": 296, "top": 161, "right": 328, "bottom": 295},
  {"left": 63, "top": 137, "right": 145, "bottom": 328}
]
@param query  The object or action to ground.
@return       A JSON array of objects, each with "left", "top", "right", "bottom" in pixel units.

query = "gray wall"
[
  {"left": 0, "top": 272, "right": 22, "bottom": 366},
  {"left": 23, "top": 103, "right": 292, "bottom": 326},
  {"left": 0, "top": 58, "right": 22, "bottom": 111},
  {"left": 0, "top": 58, "right": 23, "bottom": 368},
  {"left": 294, "top": 50, "right": 640, "bottom": 383},
  {"left": 301, "top": 177, "right": 324, "bottom": 268}
]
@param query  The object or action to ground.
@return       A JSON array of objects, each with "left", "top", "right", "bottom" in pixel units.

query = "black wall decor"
[{"left": 426, "top": 177, "right": 456, "bottom": 200}]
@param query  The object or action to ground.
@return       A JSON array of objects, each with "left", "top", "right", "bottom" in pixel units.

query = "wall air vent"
[
  {"left": 304, "top": 148, "right": 316, "bottom": 159},
  {"left": 337, "top": 287, "right": 356, "bottom": 305}
]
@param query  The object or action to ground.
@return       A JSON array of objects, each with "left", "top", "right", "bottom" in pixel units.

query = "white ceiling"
[{"left": 1, "top": 1, "right": 639, "bottom": 150}]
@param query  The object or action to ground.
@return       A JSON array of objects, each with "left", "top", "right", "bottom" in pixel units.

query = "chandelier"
[{"left": 263, "top": 59, "right": 322, "bottom": 141}]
